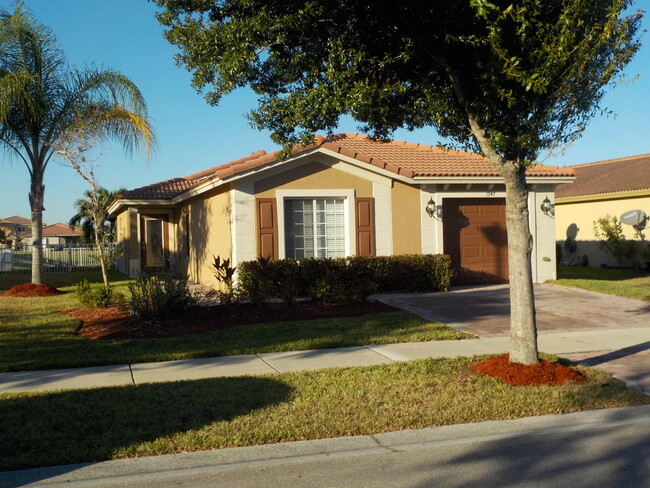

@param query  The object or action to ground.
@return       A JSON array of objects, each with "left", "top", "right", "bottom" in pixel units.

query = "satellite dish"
[{"left": 620, "top": 209, "right": 648, "bottom": 229}]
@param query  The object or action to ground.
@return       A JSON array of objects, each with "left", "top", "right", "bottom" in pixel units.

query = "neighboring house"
[
  {"left": 108, "top": 133, "right": 575, "bottom": 288},
  {"left": 555, "top": 153, "right": 650, "bottom": 267},
  {"left": 0, "top": 216, "right": 32, "bottom": 246},
  {"left": 22, "top": 222, "right": 83, "bottom": 247}
]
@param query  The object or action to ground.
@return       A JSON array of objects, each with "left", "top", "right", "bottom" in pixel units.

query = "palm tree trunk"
[{"left": 29, "top": 178, "right": 45, "bottom": 285}]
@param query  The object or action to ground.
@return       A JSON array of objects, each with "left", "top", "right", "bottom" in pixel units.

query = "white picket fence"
[{"left": 0, "top": 244, "right": 114, "bottom": 274}]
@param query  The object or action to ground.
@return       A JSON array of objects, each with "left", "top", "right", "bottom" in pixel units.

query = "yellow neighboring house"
[
  {"left": 0, "top": 215, "right": 31, "bottom": 246},
  {"left": 555, "top": 154, "right": 650, "bottom": 267},
  {"left": 107, "top": 133, "right": 575, "bottom": 288}
]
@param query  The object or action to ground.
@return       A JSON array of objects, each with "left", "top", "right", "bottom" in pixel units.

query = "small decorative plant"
[{"left": 210, "top": 255, "right": 237, "bottom": 304}]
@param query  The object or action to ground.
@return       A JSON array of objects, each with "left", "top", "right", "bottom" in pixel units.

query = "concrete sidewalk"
[{"left": 2, "top": 326, "right": 649, "bottom": 395}]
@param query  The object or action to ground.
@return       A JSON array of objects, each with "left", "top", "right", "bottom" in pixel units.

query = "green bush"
[
  {"left": 236, "top": 256, "right": 275, "bottom": 305},
  {"left": 236, "top": 254, "right": 451, "bottom": 304},
  {"left": 75, "top": 280, "right": 126, "bottom": 308},
  {"left": 128, "top": 272, "right": 194, "bottom": 321},
  {"left": 593, "top": 215, "right": 640, "bottom": 267}
]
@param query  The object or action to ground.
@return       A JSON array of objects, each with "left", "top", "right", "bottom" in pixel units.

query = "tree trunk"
[
  {"left": 29, "top": 178, "right": 45, "bottom": 286},
  {"left": 502, "top": 164, "right": 539, "bottom": 365},
  {"left": 465, "top": 114, "right": 539, "bottom": 365},
  {"left": 94, "top": 224, "right": 109, "bottom": 287}
]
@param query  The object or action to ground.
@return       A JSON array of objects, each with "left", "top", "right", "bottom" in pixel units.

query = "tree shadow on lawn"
[{"left": 0, "top": 376, "right": 293, "bottom": 475}]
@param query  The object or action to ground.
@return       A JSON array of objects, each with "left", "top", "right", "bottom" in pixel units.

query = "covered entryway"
[
  {"left": 443, "top": 198, "right": 508, "bottom": 283},
  {"left": 140, "top": 214, "right": 170, "bottom": 270}
]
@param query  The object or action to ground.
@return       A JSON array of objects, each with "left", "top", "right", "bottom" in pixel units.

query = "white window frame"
[{"left": 276, "top": 189, "right": 356, "bottom": 259}]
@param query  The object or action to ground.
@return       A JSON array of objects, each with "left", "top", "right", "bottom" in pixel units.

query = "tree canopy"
[
  {"left": 155, "top": 0, "right": 640, "bottom": 162},
  {"left": 154, "top": 0, "right": 642, "bottom": 364}
]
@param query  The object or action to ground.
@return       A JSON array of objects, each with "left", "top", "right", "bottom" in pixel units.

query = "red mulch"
[
  {"left": 469, "top": 354, "right": 586, "bottom": 387},
  {"left": 2, "top": 283, "right": 64, "bottom": 297},
  {"left": 62, "top": 301, "right": 398, "bottom": 340}
]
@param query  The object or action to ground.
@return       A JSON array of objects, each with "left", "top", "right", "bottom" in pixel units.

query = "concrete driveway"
[{"left": 375, "top": 284, "right": 650, "bottom": 395}]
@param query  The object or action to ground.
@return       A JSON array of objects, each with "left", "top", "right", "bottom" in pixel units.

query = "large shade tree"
[
  {"left": 154, "top": 0, "right": 641, "bottom": 364},
  {"left": 0, "top": 3, "right": 154, "bottom": 285}
]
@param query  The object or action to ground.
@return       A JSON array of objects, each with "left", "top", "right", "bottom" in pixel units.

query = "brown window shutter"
[
  {"left": 355, "top": 197, "right": 375, "bottom": 256},
  {"left": 256, "top": 198, "right": 278, "bottom": 260}
]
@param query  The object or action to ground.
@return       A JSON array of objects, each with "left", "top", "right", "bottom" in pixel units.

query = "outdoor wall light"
[
  {"left": 540, "top": 196, "right": 554, "bottom": 216},
  {"left": 425, "top": 198, "right": 438, "bottom": 218}
]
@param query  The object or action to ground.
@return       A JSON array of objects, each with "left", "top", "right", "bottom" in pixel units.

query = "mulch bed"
[
  {"left": 469, "top": 354, "right": 586, "bottom": 387},
  {"left": 62, "top": 301, "right": 398, "bottom": 340},
  {"left": 2, "top": 283, "right": 64, "bottom": 297}
]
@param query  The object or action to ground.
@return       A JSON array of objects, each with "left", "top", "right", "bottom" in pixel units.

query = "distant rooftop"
[{"left": 556, "top": 153, "right": 650, "bottom": 199}]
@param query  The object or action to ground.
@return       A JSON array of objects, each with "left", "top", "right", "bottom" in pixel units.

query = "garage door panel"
[
  {"left": 461, "top": 245, "right": 481, "bottom": 258},
  {"left": 443, "top": 198, "right": 508, "bottom": 284}
]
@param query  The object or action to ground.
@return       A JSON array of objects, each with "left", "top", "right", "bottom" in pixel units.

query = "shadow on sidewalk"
[{"left": 575, "top": 341, "right": 650, "bottom": 366}]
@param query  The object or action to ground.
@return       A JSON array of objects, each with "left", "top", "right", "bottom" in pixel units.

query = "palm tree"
[
  {"left": 0, "top": 3, "right": 154, "bottom": 284},
  {"left": 70, "top": 187, "right": 127, "bottom": 243}
]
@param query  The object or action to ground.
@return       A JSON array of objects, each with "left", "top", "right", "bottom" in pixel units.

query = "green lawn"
[
  {"left": 1, "top": 356, "right": 646, "bottom": 470},
  {"left": 554, "top": 266, "right": 650, "bottom": 302},
  {"left": 0, "top": 271, "right": 471, "bottom": 372}
]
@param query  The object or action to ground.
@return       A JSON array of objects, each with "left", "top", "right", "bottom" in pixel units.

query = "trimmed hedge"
[{"left": 237, "top": 254, "right": 452, "bottom": 304}]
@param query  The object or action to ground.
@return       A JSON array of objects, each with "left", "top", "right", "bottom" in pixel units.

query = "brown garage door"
[{"left": 443, "top": 198, "right": 508, "bottom": 283}]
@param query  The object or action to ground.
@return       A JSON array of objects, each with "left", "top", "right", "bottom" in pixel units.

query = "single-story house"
[
  {"left": 22, "top": 222, "right": 83, "bottom": 247},
  {"left": 0, "top": 215, "right": 32, "bottom": 246},
  {"left": 108, "top": 133, "right": 575, "bottom": 288},
  {"left": 555, "top": 153, "right": 650, "bottom": 267}
]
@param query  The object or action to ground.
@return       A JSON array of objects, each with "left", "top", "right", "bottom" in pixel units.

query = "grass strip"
[
  {"left": 1, "top": 356, "right": 646, "bottom": 470},
  {"left": 0, "top": 271, "right": 470, "bottom": 372},
  {"left": 554, "top": 266, "right": 650, "bottom": 302}
]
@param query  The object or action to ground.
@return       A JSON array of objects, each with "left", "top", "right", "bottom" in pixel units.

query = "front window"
[{"left": 284, "top": 198, "right": 345, "bottom": 259}]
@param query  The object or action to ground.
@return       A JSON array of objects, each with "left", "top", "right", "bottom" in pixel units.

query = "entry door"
[
  {"left": 140, "top": 215, "right": 169, "bottom": 269},
  {"left": 443, "top": 198, "right": 508, "bottom": 283}
]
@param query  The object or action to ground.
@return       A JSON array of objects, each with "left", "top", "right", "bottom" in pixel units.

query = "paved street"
[{"left": 2, "top": 405, "right": 648, "bottom": 488}]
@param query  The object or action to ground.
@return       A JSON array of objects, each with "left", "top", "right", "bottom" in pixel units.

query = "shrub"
[
  {"left": 128, "top": 272, "right": 194, "bottom": 321},
  {"left": 235, "top": 254, "right": 451, "bottom": 304},
  {"left": 593, "top": 215, "right": 639, "bottom": 267},
  {"left": 237, "top": 256, "right": 275, "bottom": 305},
  {"left": 75, "top": 280, "right": 126, "bottom": 308}
]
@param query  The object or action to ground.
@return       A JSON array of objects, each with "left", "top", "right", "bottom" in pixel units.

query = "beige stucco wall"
[
  {"left": 555, "top": 193, "right": 650, "bottom": 267},
  {"left": 254, "top": 160, "right": 373, "bottom": 197},
  {"left": 114, "top": 210, "right": 130, "bottom": 275},
  {"left": 178, "top": 185, "right": 232, "bottom": 288},
  {"left": 392, "top": 180, "right": 421, "bottom": 254}
]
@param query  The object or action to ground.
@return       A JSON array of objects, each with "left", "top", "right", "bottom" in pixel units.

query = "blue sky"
[{"left": 1, "top": 0, "right": 649, "bottom": 225}]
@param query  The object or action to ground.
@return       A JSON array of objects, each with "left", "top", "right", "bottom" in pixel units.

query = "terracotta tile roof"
[
  {"left": 23, "top": 223, "right": 82, "bottom": 238},
  {"left": 119, "top": 178, "right": 198, "bottom": 200},
  {"left": 118, "top": 133, "right": 575, "bottom": 202},
  {"left": 318, "top": 133, "right": 575, "bottom": 178},
  {"left": 555, "top": 153, "right": 650, "bottom": 199},
  {"left": 1, "top": 215, "right": 31, "bottom": 225}
]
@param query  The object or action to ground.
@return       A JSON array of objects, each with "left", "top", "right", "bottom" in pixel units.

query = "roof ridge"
[
  {"left": 325, "top": 132, "right": 486, "bottom": 159},
  {"left": 569, "top": 153, "right": 650, "bottom": 168}
]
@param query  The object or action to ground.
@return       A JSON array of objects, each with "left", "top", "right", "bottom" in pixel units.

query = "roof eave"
[
  {"left": 556, "top": 187, "right": 650, "bottom": 204},
  {"left": 107, "top": 199, "right": 174, "bottom": 217},
  {"left": 412, "top": 175, "right": 576, "bottom": 185}
]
